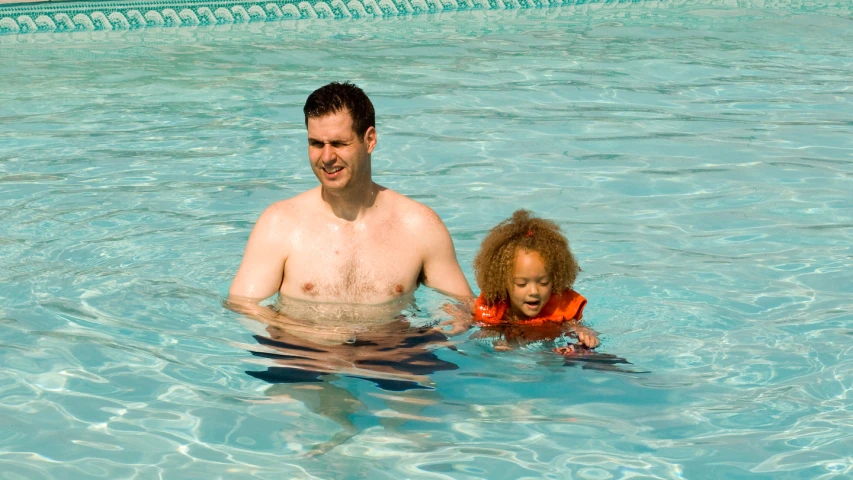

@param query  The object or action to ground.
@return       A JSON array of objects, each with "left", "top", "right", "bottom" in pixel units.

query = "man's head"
[
  {"left": 304, "top": 82, "right": 377, "bottom": 193},
  {"left": 304, "top": 82, "right": 375, "bottom": 138}
]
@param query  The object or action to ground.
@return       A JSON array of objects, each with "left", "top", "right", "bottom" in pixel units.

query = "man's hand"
[{"left": 436, "top": 301, "right": 473, "bottom": 336}]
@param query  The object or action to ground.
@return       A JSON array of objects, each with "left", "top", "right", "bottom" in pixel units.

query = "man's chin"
[{"left": 317, "top": 177, "right": 350, "bottom": 191}]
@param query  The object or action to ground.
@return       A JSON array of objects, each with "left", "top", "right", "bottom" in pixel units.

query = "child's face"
[{"left": 507, "top": 249, "right": 553, "bottom": 319}]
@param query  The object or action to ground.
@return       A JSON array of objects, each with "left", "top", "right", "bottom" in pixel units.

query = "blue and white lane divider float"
[
  {"left": 0, "top": 0, "right": 843, "bottom": 35},
  {"left": 1, "top": 0, "right": 559, "bottom": 34}
]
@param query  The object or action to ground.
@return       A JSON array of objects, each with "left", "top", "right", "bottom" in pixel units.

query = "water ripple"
[{"left": 2, "top": 2, "right": 853, "bottom": 479}]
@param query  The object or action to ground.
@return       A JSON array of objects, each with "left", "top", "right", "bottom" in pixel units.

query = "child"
[{"left": 472, "top": 209, "right": 599, "bottom": 353}]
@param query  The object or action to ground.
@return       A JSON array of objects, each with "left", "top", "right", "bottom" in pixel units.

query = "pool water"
[{"left": 1, "top": 1, "right": 852, "bottom": 478}]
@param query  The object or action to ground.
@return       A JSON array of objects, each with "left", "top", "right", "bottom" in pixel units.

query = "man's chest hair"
[{"left": 295, "top": 251, "right": 412, "bottom": 301}]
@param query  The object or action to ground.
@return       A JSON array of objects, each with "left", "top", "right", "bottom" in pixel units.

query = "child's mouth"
[{"left": 524, "top": 300, "right": 541, "bottom": 309}]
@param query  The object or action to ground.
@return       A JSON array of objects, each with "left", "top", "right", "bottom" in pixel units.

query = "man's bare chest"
[{"left": 282, "top": 225, "right": 422, "bottom": 302}]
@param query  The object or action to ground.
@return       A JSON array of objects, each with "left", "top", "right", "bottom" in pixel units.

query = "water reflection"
[
  {"left": 227, "top": 294, "right": 461, "bottom": 455},
  {"left": 237, "top": 294, "right": 457, "bottom": 386},
  {"left": 472, "top": 323, "right": 648, "bottom": 374},
  {"left": 245, "top": 319, "right": 458, "bottom": 391}
]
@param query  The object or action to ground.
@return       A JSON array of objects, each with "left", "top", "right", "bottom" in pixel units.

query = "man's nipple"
[{"left": 301, "top": 282, "right": 318, "bottom": 296}]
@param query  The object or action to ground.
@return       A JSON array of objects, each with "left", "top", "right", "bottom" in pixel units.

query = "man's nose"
[{"left": 320, "top": 144, "right": 335, "bottom": 162}]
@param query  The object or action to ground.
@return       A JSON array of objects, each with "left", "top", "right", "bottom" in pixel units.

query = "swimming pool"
[{"left": 1, "top": 0, "right": 852, "bottom": 478}]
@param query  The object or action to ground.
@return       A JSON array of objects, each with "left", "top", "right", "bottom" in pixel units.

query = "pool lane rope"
[
  {"left": 6, "top": 0, "right": 558, "bottom": 35},
  {"left": 0, "top": 0, "right": 843, "bottom": 35}
]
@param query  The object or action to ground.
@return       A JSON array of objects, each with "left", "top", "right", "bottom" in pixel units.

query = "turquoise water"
[{"left": 2, "top": 1, "right": 852, "bottom": 478}]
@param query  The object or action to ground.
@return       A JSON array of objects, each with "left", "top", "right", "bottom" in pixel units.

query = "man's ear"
[{"left": 364, "top": 126, "right": 377, "bottom": 153}]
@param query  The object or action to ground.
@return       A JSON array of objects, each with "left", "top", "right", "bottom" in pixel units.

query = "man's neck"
[{"left": 321, "top": 181, "right": 379, "bottom": 222}]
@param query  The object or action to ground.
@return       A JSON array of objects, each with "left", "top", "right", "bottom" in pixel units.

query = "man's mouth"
[{"left": 322, "top": 166, "right": 344, "bottom": 174}]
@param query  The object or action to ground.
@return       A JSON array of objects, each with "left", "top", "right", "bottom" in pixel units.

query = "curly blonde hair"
[{"left": 474, "top": 209, "right": 580, "bottom": 306}]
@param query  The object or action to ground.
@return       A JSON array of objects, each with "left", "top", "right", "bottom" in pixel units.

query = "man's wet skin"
[
  {"left": 228, "top": 101, "right": 473, "bottom": 308},
  {"left": 274, "top": 292, "right": 416, "bottom": 327},
  {"left": 301, "top": 281, "right": 405, "bottom": 298},
  {"left": 263, "top": 182, "right": 458, "bottom": 305}
]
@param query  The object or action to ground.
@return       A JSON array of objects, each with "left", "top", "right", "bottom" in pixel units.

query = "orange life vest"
[{"left": 473, "top": 289, "right": 587, "bottom": 326}]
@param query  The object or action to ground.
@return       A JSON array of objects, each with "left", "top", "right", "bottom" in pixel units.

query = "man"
[{"left": 229, "top": 81, "right": 473, "bottom": 315}]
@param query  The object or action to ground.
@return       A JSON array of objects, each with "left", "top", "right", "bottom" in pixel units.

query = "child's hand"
[
  {"left": 554, "top": 345, "right": 578, "bottom": 356},
  {"left": 574, "top": 325, "right": 599, "bottom": 349}
]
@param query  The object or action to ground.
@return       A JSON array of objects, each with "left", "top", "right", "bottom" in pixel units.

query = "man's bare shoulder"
[
  {"left": 377, "top": 189, "right": 449, "bottom": 247},
  {"left": 257, "top": 188, "right": 321, "bottom": 226},
  {"left": 380, "top": 188, "right": 446, "bottom": 230},
  {"left": 378, "top": 188, "right": 471, "bottom": 299}
]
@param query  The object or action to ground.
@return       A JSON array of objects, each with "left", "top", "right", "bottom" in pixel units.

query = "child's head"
[{"left": 474, "top": 210, "right": 580, "bottom": 319}]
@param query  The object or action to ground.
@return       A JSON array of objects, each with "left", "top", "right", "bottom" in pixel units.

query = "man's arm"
[
  {"left": 416, "top": 209, "right": 475, "bottom": 336},
  {"left": 418, "top": 209, "right": 474, "bottom": 300},
  {"left": 228, "top": 203, "right": 289, "bottom": 304}
]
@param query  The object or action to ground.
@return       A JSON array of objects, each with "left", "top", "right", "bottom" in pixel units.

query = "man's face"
[{"left": 307, "top": 110, "right": 376, "bottom": 192}]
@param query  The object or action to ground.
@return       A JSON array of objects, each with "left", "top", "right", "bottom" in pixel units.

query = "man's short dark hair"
[{"left": 303, "top": 81, "right": 375, "bottom": 138}]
